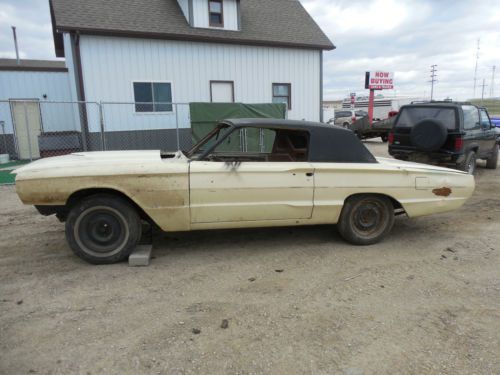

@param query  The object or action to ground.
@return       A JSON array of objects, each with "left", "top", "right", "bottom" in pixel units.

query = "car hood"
[{"left": 14, "top": 150, "right": 188, "bottom": 180}]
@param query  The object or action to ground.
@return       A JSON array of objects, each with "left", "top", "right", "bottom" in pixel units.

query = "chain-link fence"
[{"left": 0, "top": 100, "right": 193, "bottom": 160}]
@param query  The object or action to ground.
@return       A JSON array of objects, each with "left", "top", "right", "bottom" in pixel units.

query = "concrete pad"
[{"left": 128, "top": 244, "right": 152, "bottom": 267}]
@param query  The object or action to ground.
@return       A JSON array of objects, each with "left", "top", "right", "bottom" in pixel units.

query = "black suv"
[{"left": 388, "top": 102, "right": 498, "bottom": 174}]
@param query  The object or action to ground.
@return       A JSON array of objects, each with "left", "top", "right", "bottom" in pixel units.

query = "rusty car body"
[{"left": 15, "top": 119, "right": 475, "bottom": 264}]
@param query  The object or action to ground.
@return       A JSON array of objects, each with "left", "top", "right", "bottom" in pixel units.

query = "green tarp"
[{"left": 189, "top": 103, "right": 286, "bottom": 152}]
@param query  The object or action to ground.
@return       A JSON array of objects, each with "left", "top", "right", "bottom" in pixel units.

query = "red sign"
[{"left": 365, "top": 71, "right": 394, "bottom": 90}]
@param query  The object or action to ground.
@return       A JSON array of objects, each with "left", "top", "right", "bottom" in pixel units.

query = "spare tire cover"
[{"left": 410, "top": 119, "right": 448, "bottom": 152}]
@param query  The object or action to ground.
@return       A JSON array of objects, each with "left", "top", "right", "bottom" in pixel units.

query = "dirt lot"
[{"left": 1, "top": 141, "right": 499, "bottom": 375}]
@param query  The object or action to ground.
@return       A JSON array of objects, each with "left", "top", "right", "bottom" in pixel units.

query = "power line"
[
  {"left": 430, "top": 65, "right": 438, "bottom": 100},
  {"left": 473, "top": 38, "right": 480, "bottom": 98}
]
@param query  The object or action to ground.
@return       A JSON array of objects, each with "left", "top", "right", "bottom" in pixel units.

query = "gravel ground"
[{"left": 0, "top": 141, "right": 499, "bottom": 375}]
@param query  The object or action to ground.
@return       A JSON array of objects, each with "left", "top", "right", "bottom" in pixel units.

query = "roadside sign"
[{"left": 365, "top": 71, "right": 394, "bottom": 90}]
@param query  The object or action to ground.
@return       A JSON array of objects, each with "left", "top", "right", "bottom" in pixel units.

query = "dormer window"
[{"left": 209, "top": 0, "right": 224, "bottom": 27}]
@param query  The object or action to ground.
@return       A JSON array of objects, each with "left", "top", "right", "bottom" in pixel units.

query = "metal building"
[
  {"left": 48, "top": 0, "right": 334, "bottom": 148},
  {"left": 0, "top": 59, "right": 73, "bottom": 159}
]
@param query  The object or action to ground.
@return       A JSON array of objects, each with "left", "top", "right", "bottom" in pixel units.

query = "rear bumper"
[{"left": 389, "top": 146, "right": 464, "bottom": 166}]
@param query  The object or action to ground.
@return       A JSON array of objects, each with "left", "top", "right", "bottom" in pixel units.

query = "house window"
[
  {"left": 272, "top": 83, "right": 291, "bottom": 110},
  {"left": 210, "top": 81, "right": 234, "bottom": 102},
  {"left": 133, "top": 82, "right": 172, "bottom": 112},
  {"left": 209, "top": 0, "right": 224, "bottom": 27}
]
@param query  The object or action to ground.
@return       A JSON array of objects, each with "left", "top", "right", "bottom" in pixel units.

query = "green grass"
[
  {"left": 0, "top": 160, "right": 30, "bottom": 185},
  {"left": 469, "top": 99, "right": 500, "bottom": 116}
]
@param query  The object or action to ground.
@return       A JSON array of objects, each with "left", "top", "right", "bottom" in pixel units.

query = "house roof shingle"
[
  {"left": 49, "top": 0, "right": 334, "bottom": 55},
  {"left": 0, "top": 59, "right": 67, "bottom": 72}
]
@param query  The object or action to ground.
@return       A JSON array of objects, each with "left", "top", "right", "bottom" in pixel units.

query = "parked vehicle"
[
  {"left": 341, "top": 96, "right": 423, "bottom": 121},
  {"left": 389, "top": 102, "right": 498, "bottom": 174},
  {"left": 349, "top": 116, "right": 395, "bottom": 142},
  {"left": 15, "top": 119, "right": 474, "bottom": 264},
  {"left": 328, "top": 109, "right": 367, "bottom": 127}
]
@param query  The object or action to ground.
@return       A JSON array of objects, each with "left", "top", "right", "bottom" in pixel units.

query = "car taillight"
[
  {"left": 388, "top": 132, "right": 394, "bottom": 145},
  {"left": 454, "top": 136, "right": 464, "bottom": 151},
  {"left": 352, "top": 117, "right": 356, "bottom": 122}
]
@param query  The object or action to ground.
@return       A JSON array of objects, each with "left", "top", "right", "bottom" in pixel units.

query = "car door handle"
[{"left": 306, "top": 172, "right": 314, "bottom": 177}]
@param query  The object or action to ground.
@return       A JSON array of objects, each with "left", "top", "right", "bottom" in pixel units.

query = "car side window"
[
  {"left": 207, "top": 127, "right": 309, "bottom": 162},
  {"left": 479, "top": 109, "right": 491, "bottom": 129},
  {"left": 462, "top": 105, "right": 480, "bottom": 130}
]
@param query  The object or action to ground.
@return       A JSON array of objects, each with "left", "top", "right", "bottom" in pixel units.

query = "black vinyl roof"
[
  {"left": 50, "top": 0, "right": 334, "bottom": 57},
  {"left": 222, "top": 119, "right": 377, "bottom": 163}
]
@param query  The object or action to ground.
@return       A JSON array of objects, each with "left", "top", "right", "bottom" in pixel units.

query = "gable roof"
[
  {"left": 0, "top": 59, "right": 67, "bottom": 72},
  {"left": 49, "top": 0, "right": 334, "bottom": 57}
]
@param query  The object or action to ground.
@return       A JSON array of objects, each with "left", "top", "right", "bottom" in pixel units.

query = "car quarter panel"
[{"left": 311, "top": 159, "right": 475, "bottom": 222}]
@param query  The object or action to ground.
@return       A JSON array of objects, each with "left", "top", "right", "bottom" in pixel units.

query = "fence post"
[
  {"left": 23, "top": 101, "right": 33, "bottom": 161},
  {"left": 0, "top": 121, "right": 7, "bottom": 156},
  {"left": 175, "top": 103, "right": 180, "bottom": 151},
  {"left": 99, "top": 102, "right": 106, "bottom": 151}
]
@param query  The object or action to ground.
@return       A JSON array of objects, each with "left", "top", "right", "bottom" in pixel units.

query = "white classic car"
[{"left": 15, "top": 119, "right": 475, "bottom": 264}]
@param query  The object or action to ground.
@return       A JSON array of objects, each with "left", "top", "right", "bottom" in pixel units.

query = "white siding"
[
  {"left": 0, "top": 70, "right": 74, "bottom": 133},
  {"left": 193, "top": 0, "right": 239, "bottom": 31},
  {"left": 79, "top": 35, "right": 320, "bottom": 132}
]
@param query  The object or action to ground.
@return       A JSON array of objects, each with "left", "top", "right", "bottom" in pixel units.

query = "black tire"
[
  {"left": 337, "top": 195, "right": 395, "bottom": 246},
  {"left": 486, "top": 145, "right": 498, "bottom": 169},
  {"left": 457, "top": 151, "right": 477, "bottom": 175},
  {"left": 343, "top": 122, "right": 350, "bottom": 129},
  {"left": 410, "top": 119, "right": 448, "bottom": 152},
  {"left": 65, "top": 194, "right": 142, "bottom": 264},
  {"left": 381, "top": 133, "right": 389, "bottom": 142}
]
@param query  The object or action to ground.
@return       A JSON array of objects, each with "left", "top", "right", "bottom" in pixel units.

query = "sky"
[{"left": 0, "top": 0, "right": 499, "bottom": 101}]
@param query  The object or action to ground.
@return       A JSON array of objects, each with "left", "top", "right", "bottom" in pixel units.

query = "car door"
[
  {"left": 462, "top": 105, "right": 482, "bottom": 152},
  {"left": 479, "top": 108, "right": 497, "bottom": 156},
  {"left": 189, "top": 127, "right": 314, "bottom": 224}
]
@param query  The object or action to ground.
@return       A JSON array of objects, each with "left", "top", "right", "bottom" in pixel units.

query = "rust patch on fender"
[{"left": 432, "top": 187, "right": 452, "bottom": 197}]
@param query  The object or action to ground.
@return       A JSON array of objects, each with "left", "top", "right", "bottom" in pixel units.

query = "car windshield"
[
  {"left": 186, "top": 124, "right": 233, "bottom": 158},
  {"left": 395, "top": 106, "right": 457, "bottom": 130}
]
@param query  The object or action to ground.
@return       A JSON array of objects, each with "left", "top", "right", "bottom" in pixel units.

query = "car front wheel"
[
  {"left": 65, "top": 194, "right": 142, "bottom": 264},
  {"left": 337, "top": 195, "right": 395, "bottom": 245}
]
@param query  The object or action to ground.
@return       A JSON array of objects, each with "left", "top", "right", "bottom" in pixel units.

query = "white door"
[
  {"left": 189, "top": 161, "right": 314, "bottom": 224},
  {"left": 11, "top": 101, "right": 41, "bottom": 159},
  {"left": 210, "top": 81, "right": 234, "bottom": 103}
]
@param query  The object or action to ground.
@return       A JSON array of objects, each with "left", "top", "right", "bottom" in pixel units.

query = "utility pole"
[
  {"left": 473, "top": 38, "right": 480, "bottom": 98},
  {"left": 481, "top": 79, "right": 488, "bottom": 104},
  {"left": 430, "top": 65, "right": 438, "bottom": 101},
  {"left": 491, "top": 65, "right": 496, "bottom": 97},
  {"left": 11, "top": 26, "right": 20, "bottom": 65}
]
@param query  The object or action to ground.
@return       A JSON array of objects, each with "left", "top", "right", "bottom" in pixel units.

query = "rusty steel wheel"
[
  {"left": 66, "top": 194, "right": 142, "bottom": 264},
  {"left": 337, "top": 195, "right": 395, "bottom": 245}
]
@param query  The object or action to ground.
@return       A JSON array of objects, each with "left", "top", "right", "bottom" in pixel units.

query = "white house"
[{"left": 49, "top": 0, "right": 334, "bottom": 149}]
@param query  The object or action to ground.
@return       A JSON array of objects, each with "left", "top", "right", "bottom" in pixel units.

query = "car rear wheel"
[
  {"left": 381, "top": 133, "right": 389, "bottom": 142},
  {"left": 343, "top": 122, "right": 350, "bottom": 128},
  {"left": 458, "top": 151, "right": 477, "bottom": 175},
  {"left": 486, "top": 145, "right": 498, "bottom": 169},
  {"left": 337, "top": 195, "right": 395, "bottom": 246},
  {"left": 65, "top": 194, "right": 142, "bottom": 264}
]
